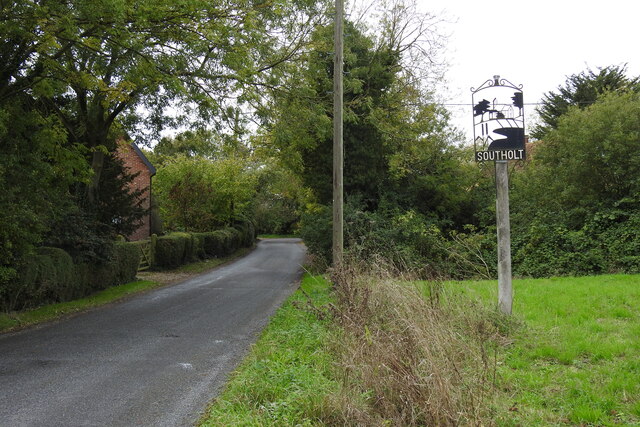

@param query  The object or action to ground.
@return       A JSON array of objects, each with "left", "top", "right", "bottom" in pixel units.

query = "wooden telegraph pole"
[
  {"left": 332, "top": 0, "right": 344, "bottom": 268},
  {"left": 472, "top": 75, "right": 525, "bottom": 315}
]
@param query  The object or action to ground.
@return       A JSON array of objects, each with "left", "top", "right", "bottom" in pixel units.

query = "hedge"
[
  {"left": 152, "top": 224, "right": 256, "bottom": 269},
  {"left": 1, "top": 222, "right": 256, "bottom": 311},
  {"left": 1, "top": 243, "right": 141, "bottom": 312}
]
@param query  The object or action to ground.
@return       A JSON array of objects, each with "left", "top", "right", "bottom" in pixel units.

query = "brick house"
[{"left": 116, "top": 139, "right": 157, "bottom": 241}]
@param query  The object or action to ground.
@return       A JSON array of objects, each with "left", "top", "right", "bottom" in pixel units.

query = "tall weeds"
[{"left": 324, "top": 262, "right": 510, "bottom": 426}]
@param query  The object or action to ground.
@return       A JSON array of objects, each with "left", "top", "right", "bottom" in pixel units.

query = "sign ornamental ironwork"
[{"left": 471, "top": 75, "right": 525, "bottom": 162}]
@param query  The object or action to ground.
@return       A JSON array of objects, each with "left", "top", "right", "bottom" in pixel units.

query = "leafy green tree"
[
  {"left": 508, "top": 92, "right": 640, "bottom": 276},
  {"left": 0, "top": 98, "right": 88, "bottom": 272},
  {"left": 532, "top": 65, "right": 639, "bottom": 139},
  {"left": 264, "top": 15, "right": 473, "bottom": 221},
  {"left": 151, "top": 127, "right": 252, "bottom": 167},
  {"left": 154, "top": 156, "right": 257, "bottom": 231},
  {"left": 251, "top": 163, "right": 310, "bottom": 235},
  {"left": 519, "top": 92, "right": 640, "bottom": 222},
  {"left": 265, "top": 20, "right": 407, "bottom": 208},
  {"left": 1, "top": 0, "right": 327, "bottom": 264},
  {"left": 151, "top": 130, "right": 224, "bottom": 166}
]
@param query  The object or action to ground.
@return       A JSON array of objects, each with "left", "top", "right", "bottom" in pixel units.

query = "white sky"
[{"left": 416, "top": 0, "right": 640, "bottom": 142}]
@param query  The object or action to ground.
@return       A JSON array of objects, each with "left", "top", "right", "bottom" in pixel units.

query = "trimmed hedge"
[
  {"left": 2, "top": 243, "right": 141, "bottom": 311},
  {"left": 1, "top": 222, "right": 256, "bottom": 311},
  {"left": 154, "top": 232, "right": 191, "bottom": 268},
  {"left": 11, "top": 247, "right": 77, "bottom": 309},
  {"left": 152, "top": 224, "right": 256, "bottom": 269}
]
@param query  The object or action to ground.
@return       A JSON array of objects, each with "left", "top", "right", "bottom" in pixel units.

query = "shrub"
[
  {"left": 298, "top": 205, "right": 333, "bottom": 266},
  {"left": 1, "top": 243, "right": 140, "bottom": 311},
  {"left": 191, "top": 233, "right": 207, "bottom": 260},
  {"left": 97, "top": 242, "right": 141, "bottom": 289},
  {"left": 9, "top": 247, "right": 77, "bottom": 310},
  {"left": 222, "top": 227, "right": 242, "bottom": 254},
  {"left": 153, "top": 232, "right": 192, "bottom": 268},
  {"left": 200, "top": 231, "right": 227, "bottom": 258},
  {"left": 234, "top": 220, "right": 256, "bottom": 248}
]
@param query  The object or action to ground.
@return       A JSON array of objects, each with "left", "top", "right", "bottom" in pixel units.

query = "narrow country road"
[{"left": 0, "top": 238, "right": 306, "bottom": 427}]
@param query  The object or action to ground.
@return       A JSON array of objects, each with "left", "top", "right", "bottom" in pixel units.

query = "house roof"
[{"left": 130, "top": 142, "right": 157, "bottom": 176}]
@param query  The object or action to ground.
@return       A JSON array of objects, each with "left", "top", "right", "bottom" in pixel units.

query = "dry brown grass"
[{"left": 323, "top": 262, "right": 510, "bottom": 426}]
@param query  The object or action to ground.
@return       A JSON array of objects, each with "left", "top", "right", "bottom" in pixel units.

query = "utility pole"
[{"left": 332, "top": 0, "right": 344, "bottom": 268}]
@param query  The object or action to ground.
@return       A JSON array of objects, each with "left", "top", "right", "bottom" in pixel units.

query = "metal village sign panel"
[{"left": 472, "top": 75, "right": 525, "bottom": 162}]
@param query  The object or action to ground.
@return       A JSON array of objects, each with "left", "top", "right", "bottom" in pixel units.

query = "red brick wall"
[{"left": 116, "top": 140, "right": 153, "bottom": 241}]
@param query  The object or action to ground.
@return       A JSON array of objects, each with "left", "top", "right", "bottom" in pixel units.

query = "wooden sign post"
[{"left": 471, "top": 75, "right": 525, "bottom": 315}]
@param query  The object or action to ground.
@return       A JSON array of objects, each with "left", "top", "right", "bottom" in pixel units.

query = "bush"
[
  {"left": 234, "top": 220, "right": 256, "bottom": 248},
  {"left": 200, "top": 231, "right": 227, "bottom": 258},
  {"left": 153, "top": 232, "right": 192, "bottom": 268},
  {"left": 222, "top": 227, "right": 242, "bottom": 254},
  {"left": 511, "top": 207, "right": 640, "bottom": 278},
  {"left": 192, "top": 233, "right": 207, "bottom": 260},
  {"left": 153, "top": 227, "right": 253, "bottom": 268},
  {"left": 299, "top": 203, "right": 495, "bottom": 279},
  {"left": 10, "top": 247, "right": 77, "bottom": 310},
  {"left": 93, "top": 242, "right": 141, "bottom": 290},
  {"left": 298, "top": 205, "right": 333, "bottom": 266},
  {"left": 1, "top": 243, "right": 141, "bottom": 311}
]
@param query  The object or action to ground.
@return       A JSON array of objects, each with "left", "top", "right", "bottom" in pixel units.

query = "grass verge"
[
  {"left": 0, "top": 246, "right": 254, "bottom": 334},
  {"left": 0, "top": 280, "right": 158, "bottom": 332},
  {"left": 200, "top": 274, "right": 339, "bottom": 426}
]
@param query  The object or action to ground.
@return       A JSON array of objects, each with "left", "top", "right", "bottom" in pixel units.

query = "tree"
[
  {"left": 0, "top": 97, "right": 88, "bottom": 271},
  {"left": 151, "top": 127, "right": 252, "bottom": 167},
  {"left": 1, "top": 0, "right": 328, "bottom": 265},
  {"left": 1, "top": 0, "right": 328, "bottom": 208},
  {"left": 154, "top": 156, "right": 257, "bottom": 232},
  {"left": 532, "top": 65, "right": 639, "bottom": 139},
  {"left": 524, "top": 92, "right": 640, "bottom": 218},
  {"left": 251, "top": 162, "right": 310, "bottom": 235},
  {"left": 263, "top": 20, "right": 404, "bottom": 207}
]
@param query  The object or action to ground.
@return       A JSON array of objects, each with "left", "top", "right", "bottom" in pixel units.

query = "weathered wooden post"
[
  {"left": 471, "top": 75, "right": 525, "bottom": 315},
  {"left": 333, "top": 0, "right": 344, "bottom": 268},
  {"left": 495, "top": 159, "right": 512, "bottom": 314}
]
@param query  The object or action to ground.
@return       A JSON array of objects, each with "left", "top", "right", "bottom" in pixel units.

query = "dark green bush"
[
  {"left": 298, "top": 205, "right": 333, "bottom": 265},
  {"left": 299, "top": 202, "right": 498, "bottom": 279},
  {"left": 1, "top": 243, "right": 140, "bottom": 311},
  {"left": 9, "top": 247, "right": 77, "bottom": 310},
  {"left": 95, "top": 242, "right": 141, "bottom": 289},
  {"left": 77, "top": 242, "right": 140, "bottom": 292},
  {"left": 511, "top": 207, "right": 640, "bottom": 278},
  {"left": 234, "top": 220, "right": 256, "bottom": 248},
  {"left": 153, "top": 228, "right": 251, "bottom": 268},
  {"left": 154, "top": 232, "right": 191, "bottom": 268},
  {"left": 200, "top": 231, "right": 227, "bottom": 258},
  {"left": 222, "top": 227, "right": 242, "bottom": 254},
  {"left": 192, "top": 233, "right": 207, "bottom": 260}
]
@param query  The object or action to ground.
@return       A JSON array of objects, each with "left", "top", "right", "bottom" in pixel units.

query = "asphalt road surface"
[{"left": 0, "top": 238, "right": 306, "bottom": 427}]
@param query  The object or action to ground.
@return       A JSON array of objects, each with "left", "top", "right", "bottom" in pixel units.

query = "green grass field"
[{"left": 446, "top": 274, "right": 640, "bottom": 425}]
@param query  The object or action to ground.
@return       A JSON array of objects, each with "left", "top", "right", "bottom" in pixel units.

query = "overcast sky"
[{"left": 415, "top": 0, "right": 640, "bottom": 141}]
